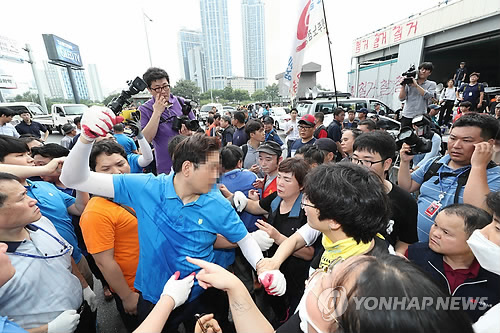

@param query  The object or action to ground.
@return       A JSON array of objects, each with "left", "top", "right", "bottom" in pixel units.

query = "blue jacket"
[
  {"left": 265, "top": 129, "right": 284, "bottom": 146},
  {"left": 407, "top": 242, "right": 500, "bottom": 322}
]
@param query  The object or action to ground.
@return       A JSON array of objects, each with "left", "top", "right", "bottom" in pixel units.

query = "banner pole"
[{"left": 321, "top": 0, "right": 339, "bottom": 107}]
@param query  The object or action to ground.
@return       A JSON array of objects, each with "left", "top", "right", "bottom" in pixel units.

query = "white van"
[{"left": 199, "top": 103, "right": 223, "bottom": 122}]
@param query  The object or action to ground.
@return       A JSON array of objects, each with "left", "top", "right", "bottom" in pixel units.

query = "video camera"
[
  {"left": 401, "top": 65, "right": 417, "bottom": 86},
  {"left": 171, "top": 99, "right": 200, "bottom": 132},
  {"left": 108, "top": 77, "right": 148, "bottom": 115},
  {"left": 396, "top": 115, "right": 433, "bottom": 155}
]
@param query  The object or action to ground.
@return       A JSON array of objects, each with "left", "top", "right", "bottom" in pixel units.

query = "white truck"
[{"left": 1, "top": 102, "right": 88, "bottom": 134}]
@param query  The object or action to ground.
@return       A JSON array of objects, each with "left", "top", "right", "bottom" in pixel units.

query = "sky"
[{"left": 0, "top": 0, "right": 440, "bottom": 98}]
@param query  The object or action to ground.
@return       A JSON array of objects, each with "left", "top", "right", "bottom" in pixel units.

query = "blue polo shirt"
[
  {"left": 220, "top": 169, "right": 261, "bottom": 232},
  {"left": 0, "top": 316, "right": 27, "bottom": 333},
  {"left": 127, "top": 154, "right": 142, "bottom": 173},
  {"left": 25, "top": 180, "right": 82, "bottom": 263},
  {"left": 412, "top": 155, "right": 500, "bottom": 242},
  {"left": 114, "top": 133, "right": 137, "bottom": 155},
  {"left": 112, "top": 173, "right": 248, "bottom": 303}
]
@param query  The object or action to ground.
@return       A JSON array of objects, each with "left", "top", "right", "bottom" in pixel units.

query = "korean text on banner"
[{"left": 283, "top": 0, "right": 326, "bottom": 100}]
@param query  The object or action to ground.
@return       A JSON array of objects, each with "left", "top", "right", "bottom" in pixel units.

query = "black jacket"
[{"left": 407, "top": 242, "right": 500, "bottom": 322}]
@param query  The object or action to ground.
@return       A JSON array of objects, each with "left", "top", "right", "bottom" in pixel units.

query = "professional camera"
[
  {"left": 108, "top": 77, "right": 148, "bottom": 115},
  {"left": 401, "top": 65, "right": 417, "bottom": 86},
  {"left": 396, "top": 115, "right": 433, "bottom": 155},
  {"left": 171, "top": 99, "right": 200, "bottom": 132}
]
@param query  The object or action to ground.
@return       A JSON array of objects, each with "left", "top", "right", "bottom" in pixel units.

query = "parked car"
[
  {"left": 199, "top": 103, "right": 223, "bottom": 122},
  {"left": 269, "top": 107, "right": 290, "bottom": 130},
  {"left": 223, "top": 106, "right": 236, "bottom": 113},
  {"left": 1, "top": 102, "right": 87, "bottom": 134},
  {"left": 296, "top": 98, "right": 394, "bottom": 127}
]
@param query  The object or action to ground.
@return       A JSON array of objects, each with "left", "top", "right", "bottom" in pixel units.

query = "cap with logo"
[
  {"left": 298, "top": 114, "right": 316, "bottom": 127},
  {"left": 358, "top": 108, "right": 369, "bottom": 114}
]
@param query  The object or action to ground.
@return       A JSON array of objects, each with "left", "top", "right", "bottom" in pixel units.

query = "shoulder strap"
[
  {"left": 423, "top": 158, "right": 443, "bottom": 183},
  {"left": 95, "top": 196, "right": 137, "bottom": 218},
  {"left": 242, "top": 144, "right": 248, "bottom": 161}
]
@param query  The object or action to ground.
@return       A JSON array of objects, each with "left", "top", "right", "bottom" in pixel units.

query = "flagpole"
[
  {"left": 321, "top": 0, "right": 339, "bottom": 107},
  {"left": 143, "top": 10, "right": 153, "bottom": 67}
]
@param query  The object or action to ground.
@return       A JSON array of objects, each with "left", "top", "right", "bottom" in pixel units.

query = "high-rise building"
[
  {"left": 42, "top": 60, "right": 65, "bottom": 99},
  {"left": 87, "top": 64, "right": 104, "bottom": 102},
  {"left": 241, "top": 0, "right": 267, "bottom": 91},
  {"left": 200, "top": 0, "right": 232, "bottom": 91},
  {"left": 61, "top": 69, "right": 89, "bottom": 101},
  {"left": 178, "top": 29, "right": 207, "bottom": 92}
]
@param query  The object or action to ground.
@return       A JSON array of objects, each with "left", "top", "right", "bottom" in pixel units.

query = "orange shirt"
[{"left": 80, "top": 197, "right": 139, "bottom": 291}]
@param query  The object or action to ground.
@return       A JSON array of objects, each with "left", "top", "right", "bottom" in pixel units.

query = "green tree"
[
  {"left": 252, "top": 90, "right": 267, "bottom": 101},
  {"left": 171, "top": 79, "right": 200, "bottom": 101},
  {"left": 102, "top": 93, "right": 120, "bottom": 106},
  {"left": 265, "top": 83, "right": 279, "bottom": 103},
  {"left": 223, "top": 86, "right": 234, "bottom": 101},
  {"left": 233, "top": 89, "right": 250, "bottom": 102}
]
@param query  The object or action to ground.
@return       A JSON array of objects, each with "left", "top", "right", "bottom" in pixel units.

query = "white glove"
[
  {"left": 251, "top": 230, "right": 274, "bottom": 251},
  {"left": 48, "top": 310, "right": 80, "bottom": 333},
  {"left": 233, "top": 191, "right": 248, "bottom": 212},
  {"left": 81, "top": 106, "right": 123, "bottom": 141},
  {"left": 83, "top": 286, "right": 98, "bottom": 312},
  {"left": 162, "top": 271, "right": 195, "bottom": 309},
  {"left": 258, "top": 270, "right": 287, "bottom": 297}
]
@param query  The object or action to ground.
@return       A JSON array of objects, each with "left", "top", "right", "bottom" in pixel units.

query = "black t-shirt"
[
  {"left": 385, "top": 182, "right": 418, "bottom": 246},
  {"left": 327, "top": 119, "right": 342, "bottom": 142},
  {"left": 15, "top": 121, "right": 46, "bottom": 138},
  {"left": 455, "top": 67, "right": 467, "bottom": 80},
  {"left": 259, "top": 192, "right": 311, "bottom": 298},
  {"left": 489, "top": 101, "right": 499, "bottom": 115},
  {"left": 221, "top": 126, "right": 234, "bottom": 146}
]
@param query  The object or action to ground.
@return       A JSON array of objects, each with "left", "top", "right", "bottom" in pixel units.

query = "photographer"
[
  {"left": 398, "top": 62, "right": 437, "bottom": 128},
  {"left": 139, "top": 67, "right": 194, "bottom": 174},
  {"left": 398, "top": 113, "right": 500, "bottom": 242}
]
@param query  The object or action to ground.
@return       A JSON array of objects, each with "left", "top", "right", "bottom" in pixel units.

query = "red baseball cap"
[{"left": 298, "top": 114, "right": 315, "bottom": 126}]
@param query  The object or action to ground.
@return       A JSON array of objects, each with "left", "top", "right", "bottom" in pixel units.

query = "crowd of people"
[{"left": 0, "top": 64, "right": 499, "bottom": 333}]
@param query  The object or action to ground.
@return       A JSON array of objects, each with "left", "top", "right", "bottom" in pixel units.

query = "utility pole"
[{"left": 24, "top": 44, "right": 48, "bottom": 113}]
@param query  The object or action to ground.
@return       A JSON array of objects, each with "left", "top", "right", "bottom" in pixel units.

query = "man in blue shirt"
[
  {"left": 263, "top": 116, "right": 284, "bottom": 146},
  {"left": 398, "top": 113, "right": 500, "bottom": 241},
  {"left": 60, "top": 106, "right": 286, "bottom": 332},
  {"left": 113, "top": 123, "right": 138, "bottom": 155}
]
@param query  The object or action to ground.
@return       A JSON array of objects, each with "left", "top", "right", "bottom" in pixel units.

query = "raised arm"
[
  {"left": 127, "top": 119, "right": 154, "bottom": 168},
  {"left": 60, "top": 107, "right": 122, "bottom": 198}
]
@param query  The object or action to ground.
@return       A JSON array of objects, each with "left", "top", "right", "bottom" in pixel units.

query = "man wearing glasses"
[
  {"left": 287, "top": 115, "right": 316, "bottom": 157},
  {"left": 139, "top": 67, "right": 195, "bottom": 174},
  {"left": 351, "top": 131, "right": 418, "bottom": 255}
]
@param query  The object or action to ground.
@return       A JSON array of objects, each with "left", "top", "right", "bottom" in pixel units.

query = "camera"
[
  {"left": 401, "top": 65, "right": 417, "bottom": 86},
  {"left": 108, "top": 77, "right": 148, "bottom": 115},
  {"left": 171, "top": 99, "right": 200, "bottom": 132},
  {"left": 396, "top": 115, "right": 432, "bottom": 155}
]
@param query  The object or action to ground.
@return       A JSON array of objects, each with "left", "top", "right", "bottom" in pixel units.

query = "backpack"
[{"left": 422, "top": 158, "right": 496, "bottom": 204}]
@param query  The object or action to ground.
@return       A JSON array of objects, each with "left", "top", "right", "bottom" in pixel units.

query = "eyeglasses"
[
  {"left": 150, "top": 84, "right": 170, "bottom": 93},
  {"left": 349, "top": 156, "right": 386, "bottom": 167},
  {"left": 298, "top": 125, "right": 313, "bottom": 130},
  {"left": 301, "top": 200, "right": 315, "bottom": 209}
]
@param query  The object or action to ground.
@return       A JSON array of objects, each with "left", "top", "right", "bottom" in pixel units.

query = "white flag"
[{"left": 283, "top": 0, "right": 326, "bottom": 100}]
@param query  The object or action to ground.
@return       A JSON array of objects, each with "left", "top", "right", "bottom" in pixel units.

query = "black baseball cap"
[
  {"left": 256, "top": 141, "right": 282, "bottom": 157},
  {"left": 314, "top": 138, "right": 337, "bottom": 154},
  {"left": 263, "top": 116, "right": 274, "bottom": 125},
  {"left": 358, "top": 108, "right": 369, "bottom": 114}
]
